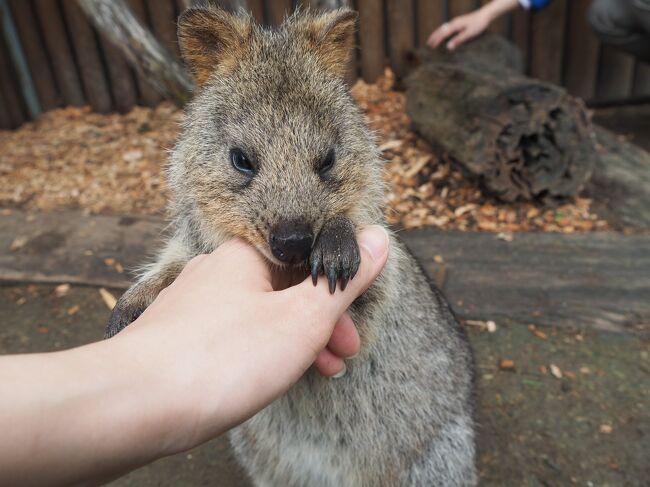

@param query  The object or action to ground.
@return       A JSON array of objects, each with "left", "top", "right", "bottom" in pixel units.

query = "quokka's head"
[{"left": 171, "top": 6, "right": 383, "bottom": 266}]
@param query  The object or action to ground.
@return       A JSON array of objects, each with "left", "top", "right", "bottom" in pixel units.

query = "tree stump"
[{"left": 406, "top": 35, "right": 596, "bottom": 203}]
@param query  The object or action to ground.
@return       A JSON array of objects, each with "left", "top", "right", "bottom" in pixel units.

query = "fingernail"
[
  {"left": 358, "top": 226, "right": 388, "bottom": 262},
  {"left": 348, "top": 351, "right": 359, "bottom": 360},
  {"left": 332, "top": 362, "right": 347, "bottom": 379}
]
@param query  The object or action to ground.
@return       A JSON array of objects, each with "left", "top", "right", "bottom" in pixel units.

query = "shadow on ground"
[{"left": 1, "top": 285, "right": 648, "bottom": 486}]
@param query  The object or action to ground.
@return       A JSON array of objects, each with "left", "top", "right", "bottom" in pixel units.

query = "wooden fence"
[{"left": 1, "top": 0, "right": 649, "bottom": 129}]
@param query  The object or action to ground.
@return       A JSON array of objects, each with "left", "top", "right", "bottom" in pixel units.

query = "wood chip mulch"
[{"left": 0, "top": 69, "right": 607, "bottom": 233}]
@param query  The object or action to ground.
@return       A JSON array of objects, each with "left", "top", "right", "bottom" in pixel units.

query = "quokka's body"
[{"left": 107, "top": 7, "right": 476, "bottom": 486}]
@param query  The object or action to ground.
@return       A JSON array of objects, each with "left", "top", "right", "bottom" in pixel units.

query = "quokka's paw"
[
  {"left": 105, "top": 293, "right": 147, "bottom": 339},
  {"left": 309, "top": 216, "right": 360, "bottom": 294}
]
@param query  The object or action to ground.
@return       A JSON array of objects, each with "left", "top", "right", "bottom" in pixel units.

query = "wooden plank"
[
  {"left": 402, "top": 228, "right": 650, "bottom": 333},
  {"left": 358, "top": 0, "right": 384, "bottom": 83},
  {"left": 386, "top": 0, "right": 414, "bottom": 80},
  {"left": 596, "top": 46, "right": 635, "bottom": 102},
  {"left": 632, "top": 61, "right": 650, "bottom": 99},
  {"left": 7, "top": 0, "right": 60, "bottom": 110},
  {"left": 2, "top": 209, "right": 648, "bottom": 334},
  {"left": 563, "top": 0, "right": 599, "bottom": 100},
  {"left": 0, "top": 18, "right": 26, "bottom": 127},
  {"left": 147, "top": 0, "right": 180, "bottom": 58},
  {"left": 267, "top": 0, "right": 292, "bottom": 25},
  {"left": 128, "top": 0, "right": 162, "bottom": 107},
  {"left": 529, "top": 0, "right": 567, "bottom": 84},
  {"left": 61, "top": 0, "right": 112, "bottom": 113},
  {"left": 511, "top": 7, "right": 530, "bottom": 73},
  {"left": 33, "top": 0, "right": 85, "bottom": 106},
  {"left": 448, "top": 0, "right": 476, "bottom": 18},
  {"left": 417, "top": 0, "right": 445, "bottom": 47},
  {"left": 247, "top": 0, "right": 265, "bottom": 24},
  {"left": 97, "top": 35, "right": 138, "bottom": 113}
]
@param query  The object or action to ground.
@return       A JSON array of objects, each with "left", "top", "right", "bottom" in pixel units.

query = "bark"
[
  {"left": 77, "top": 0, "right": 193, "bottom": 106},
  {"left": 406, "top": 34, "right": 596, "bottom": 203}
]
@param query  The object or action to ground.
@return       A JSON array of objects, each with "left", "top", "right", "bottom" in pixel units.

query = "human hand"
[
  {"left": 427, "top": 9, "right": 491, "bottom": 50},
  {"left": 114, "top": 225, "right": 389, "bottom": 453}
]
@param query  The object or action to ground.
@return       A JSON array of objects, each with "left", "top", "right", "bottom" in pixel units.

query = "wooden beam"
[
  {"left": 267, "top": 0, "right": 292, "bottom": 25},
  {"left": 417, "top": 0, "right": 445, "bottom": 47},
  {"left": 596, "top": 46, "right": 635, "bottom": 102}
]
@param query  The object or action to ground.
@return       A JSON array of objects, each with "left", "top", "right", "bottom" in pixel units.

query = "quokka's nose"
[{"left": 269, "top": 222, "right": 313, "bottom": 264}]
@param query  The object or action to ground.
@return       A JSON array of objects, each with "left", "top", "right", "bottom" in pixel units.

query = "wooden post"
[
  {"left": 98, "top": 35, "right": 138, "bottom": 113},
  {"left": 448, "top": 0, "right": 475, "bottom": 18},
  {"left": 62, "top": 0, "right": 113, "bottom": 113},
  {"left": 8, "top": 0, "right": 60, "bottom": 111},
  {"left": 596, "top": 46, "right": 635, "bottom": 102},
  {"left": 0, "top": 18, "right": 26, "bottom": 127},
  {"left": 417, "top": 0, "right": 445, "bottom": 47},
  {"left": 563, "top": 0, "right": 599, "bottom": 101},
  {"left": 358, "top": 0, "right": 384, "bottom": 83},
  {"left": 34, "top": 0, "right": 85, "bottom": 106},
  {"left": 632, "top": 62, "right": 650, "bottom": 99},
  {"left": 529, "top": 0, "right": 567, "bottom": 84},
  {"left": 267, "top": 0, "right": 292, "bottom": 25},
  {"left": 147, "top": 0, "right": 180, "bottom": 58},
  {"left": 386, "top": 0, "right": 414, "bottom": 80}
]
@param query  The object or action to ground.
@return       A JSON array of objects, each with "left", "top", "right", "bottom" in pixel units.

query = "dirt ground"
[{"left": 1, "top": 284, "right": 647, "bottom": 486}]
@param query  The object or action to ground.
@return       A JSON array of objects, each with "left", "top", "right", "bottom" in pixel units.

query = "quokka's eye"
[
  {"left": 317, "top": 149, "right": 336, "bottom": 177},
  {"left": 230, "top": 148, "right": 255, "bottom": 176}
]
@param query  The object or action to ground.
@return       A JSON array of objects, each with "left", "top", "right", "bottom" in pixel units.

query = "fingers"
[
  {"left": 427, "top": 19, "right": 462, "bottom": 49},
  {"left": 313, "top": 348, "right": 346, "bottom": 377},
  {"left": 205, "top": 239, "right": 273, "bottom": 291},
  {"left": 326, "top": 313, "right": 360, "bottom": 359},
  {"left": 446, "top": 27, "right": 476, "bottom": 50},
  {"left": 286, "top": 225, "right": 389, "bottom": 320}
]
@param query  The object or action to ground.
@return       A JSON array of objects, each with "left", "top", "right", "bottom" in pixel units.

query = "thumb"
[{"left": 286, "top": 225, "right": 390, "bottom": 318}]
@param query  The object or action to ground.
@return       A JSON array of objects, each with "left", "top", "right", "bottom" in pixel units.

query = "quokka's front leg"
[
  {"left": 105, "top": 237, "right": 194, "bottom": 338},
  {"left": 309, "top": 215, "right": 360, "bottom": 294}
]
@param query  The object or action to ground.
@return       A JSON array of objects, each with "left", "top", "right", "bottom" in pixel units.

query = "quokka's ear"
[
  {"left": 299, "top": 8, "right": 358, "bottom": 78},
  {"left": 178, "top": 7, "right": 251, "bottom": 86}
]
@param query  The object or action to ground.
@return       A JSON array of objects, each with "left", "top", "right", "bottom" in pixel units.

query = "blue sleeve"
[{"left": 519, "top": 0, "right": 552, "bottom": 10}]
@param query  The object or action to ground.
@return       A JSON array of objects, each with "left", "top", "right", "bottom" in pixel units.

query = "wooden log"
[
  {"left": 78, "top": 0, "right": 193, "bottom": 107},
  {"left": 406, "top": 35, "right": 595, "bottom": 203},
  {"left": 511, "top": 7, "right": 530, "bottom": 72},
  {"left": 585, "top": 127, "right": 650, "bottom": 229},
  {"left": 529, "top": 0, "right": 566, "bottom": 84},
  {"left": 448, "top": 0, "right": 475, "bottom": 18},
  {"left": 34, "top": 0, "right": 85, "bottom": 106},
  {"left": 386, "top": 0, "right": 414, "bottom": 80},
  {"left": 61, "top": 0, "right": 113, "bottom": 113},
  {"left": 416, "top": 0, "right": 444, "bottom": 47},
  {"left": 358, "top": 0, "right": 384, "bottom": 83},
  {"left": 563, "top": 0, "right": 599, "bottom": 101},
  {"left": 247, "top": 0, "right": 265, "bottom": 24},
  {"left": 126, "top": 0, "right": 163, "bottom": 107},
  {"left": 0, "top": 88, "right": 12, "bottom": 129},
  {"left": 8, "top": 0, "right": 60, "bottom": 110}
]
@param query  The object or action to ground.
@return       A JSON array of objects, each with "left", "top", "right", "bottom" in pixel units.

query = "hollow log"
[
  {"left": 77, "top": 0, "right": 193, "bottom": 107},
  {"left": 406, "top": 35, "right": 596, "bottom": 203}
]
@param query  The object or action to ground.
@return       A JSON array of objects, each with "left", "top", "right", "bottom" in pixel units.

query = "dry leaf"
[
  {"left": 599, "top": 424, "right": 613, "bottom": 434},
  {"left": 433, "top": 255, "right": 444, "bottom": 264},
  {"left": 104, "top": 257, "right": 116, "bottom": 266},
  {"left": 378, "top": 140, "right": 403, "bottom": 152},
  {"left": 99, "top": 288, "right": 117, "bottom": 310},
  {"left": 55, "top": 283, "right": 70, "bottom": 297},
  {"left": 550, "top": 364, "right": 563, "bottom": 379},
  {"left": 67, "top": 304, "right": 81, "bottom": 315},
  {"left": 486, "top": 321, "right": 497, "bottom": 333},
  {"left": 114, "top": 262, "right": 124, "bottom": 273},
  {"left": 499, "top": 359, "right": 515, "bottom": 371},
  {"left": 10, "top": 236, "right": 28, "bottom": 251}
]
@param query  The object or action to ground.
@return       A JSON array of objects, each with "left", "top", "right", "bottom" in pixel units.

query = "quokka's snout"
[{"left": 268, "top": 220, "right": 313, "bottom": 264}]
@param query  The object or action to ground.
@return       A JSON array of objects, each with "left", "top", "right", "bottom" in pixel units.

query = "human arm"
[
  {"left": 0, "top": 226, "right": 389, "bottom": 486},
  {"left": 428, "top": 0, "right": 520, "bottom": 50}
]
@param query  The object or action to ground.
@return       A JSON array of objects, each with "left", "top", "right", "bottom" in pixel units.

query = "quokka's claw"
[
  {"left": 311, "top": 258, "right": 321, "bottom": 286},
  {"left": 327, "top": 268, "right": 337, "bottom": 294}
]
